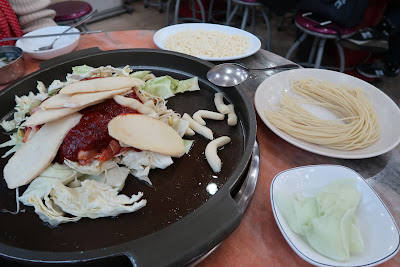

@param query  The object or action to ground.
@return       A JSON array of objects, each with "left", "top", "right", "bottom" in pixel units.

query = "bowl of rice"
[{"left": 154, "top": 23, "right": 261, "bottom": 61}]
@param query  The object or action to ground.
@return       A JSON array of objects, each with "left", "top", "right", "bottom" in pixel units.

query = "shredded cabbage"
[
  {"left": 130, "top": 70, "right": 151, "bottom": 79},
  {"left": 175, "top": 77, "right": 200, "bottom": 94},
  {"left": 142, "top": 76, "right": 176, "bottom": 99},
  {"left": 142, "top": 76, "right": 200, "bottom": 99},
  {"left": 79, "top": 166, "right": 130, "bottom": 191},
  {"left": 47, "top": 80, "right": 65, "bottom": 96},
  {"left": 51, "top": 180, "right": 146, "bottom": 219},
  {"left": 0, "top": 91, "right": 47, "bottom": 133},
  {"left": 183, "top": 139, "right": 195, "bottom": 154},
  {"left": 71, "top": 64, "right": 94, "bottom": 75},
  {"left": 66, "top": 65, "right": 132, "bottom": 81},
  {"left": 1, "top": 187, "right": 20, "bottom": 215},
  {"left": 171, "top": 118, "right": 190, "bottom": 137},
  {"left": 19, "top": 164, "right": 144, "bottom": 226},
  {"left": 64, "top": 159, "right": 119, "bottom": 175},
  {"left": 19, "top": 178, "right": 146, "bottom": 227},
  {"left": 0, "top": 131, "right": 24, "bottom": 158},
  {"left": 120, "top": 150, "right": 174, "bottom": 185},
  {"left": 39, "top": 163, "right": 84, "bottom": 184}
]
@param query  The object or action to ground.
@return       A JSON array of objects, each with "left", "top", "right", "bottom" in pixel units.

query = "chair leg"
[
  {"left": 285, "top": 32, "right": 307, "bottom": 59},
  {"left": 308, "top": 37, "right": 319, "bottom": 64},
  {"left": 173, "top": 0, "right": 181, "bottom": 24},
  {"left": 208, "top": 0, "right": 215, "bottom": 22},
  {"left": 251, "top": 7, "right": 256, "bottom": 33},
  {"left": 226, "top": 4, "right": 239, "bottom": 25},
  {"left": 314, "top": 38, "right": 326, "bottom": 69},
  {"left": 226, "top": 0, "right": 232, "bottom": 25},
  {"left": 195, "top": 0, "right": 206, "bottom": 22},
  {"left": 166, "top": 0, "right": 173, "bottom": 25},
  {"left": 335, "top": 40, "right": 345, "bottom": 72},
  {"left": 240, "top": 6, "right": 249, "bottom": 29},
  {"left": 260, "top": 8, "right": 271, "bottom": 51},
  {"left": 191, "top": 0, "right": 196, "bottom": 19},
  {"left": 82, "top": 23, "right": 89, "bottom": 31}
]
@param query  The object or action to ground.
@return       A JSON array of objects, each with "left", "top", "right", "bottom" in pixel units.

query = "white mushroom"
[
  {"left": 227, "top": 104, "right": 238, "bottom": 126},
  {"left": 26, "top": 101, "right": 102, "bottom": 127},
  {"left": 4, "top": 113, "right": 83, "bottom": 189},
  {"left": 108, "top": 114, "right": 185, "bottom": 157},
  {"left": 64, "top": 88, "right": 132, "bottom": 108},
  {"left": 59, "top": 76, "right": 144, "bottom": 94},
  {"left": 193, "top": 110, "right": 225, "bottom": 126},
  {"left": 39, "top": 93, "right": 70, "bottom": 110},
  {"left": 205, "top": 136, "right": 231, "bottom": 173},
  {"left": 214, "top": 93, "right": 230, "bottom": 114},
  {"left": 181, "top": 113, "right": 213, "bottom": 140}
]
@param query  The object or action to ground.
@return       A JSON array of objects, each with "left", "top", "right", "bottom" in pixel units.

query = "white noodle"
[
  {"left": 264, "top": 78, "right": 380, "bottom": 150},
  {"left": 165, "top": 29, "right": 250, "bottom": 58}
]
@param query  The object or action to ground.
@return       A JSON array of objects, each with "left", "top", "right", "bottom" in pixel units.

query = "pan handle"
[
  {"left": 38, "top": 47, "right": 103, "bottom": 70},
  {"left": 123, "top": 191, "right": 242, "bottom": 267}
]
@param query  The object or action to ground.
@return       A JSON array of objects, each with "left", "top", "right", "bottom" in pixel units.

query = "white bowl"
[
  {"left": 16, "top": 26, "right": 80, "bottom": 60},
  {"left": 271, "top": 165, "right": 400, "bottom": 267}
]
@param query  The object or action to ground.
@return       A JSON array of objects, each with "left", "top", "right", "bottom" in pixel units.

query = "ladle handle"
[
  {"left": 251, "top": 64, "right": 299, "bottom": 71},
  {"left": 66, "top": 9, "right": 97, "bottom": 31},
  {"left": 42, "top": 10, "right": 97, "bottom": 50}
]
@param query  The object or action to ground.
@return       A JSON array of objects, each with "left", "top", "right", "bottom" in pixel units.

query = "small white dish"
[
  {"left": 153, "top": 23, "right": 261, "bottom": 61},
  {"left": 271, "top": 165, "right": 400, "bottom": 267},
  {"left": 16, "top": 26, "right": 80, "bottom": 60},
  {"left": 254, "top": 68, "right": 400, "bottom": 159}
]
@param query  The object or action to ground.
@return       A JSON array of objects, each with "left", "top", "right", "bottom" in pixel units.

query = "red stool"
[
  {"left": 48, "top": 1, "right": 93, "bottom": 31},
  {"left": 285, "top": 12, "right": 357, "bottom": 72}
]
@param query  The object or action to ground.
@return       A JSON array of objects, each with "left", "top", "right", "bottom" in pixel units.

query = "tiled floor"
[{"left": 88, "top": 0, "right": 399, "bottom": 104}]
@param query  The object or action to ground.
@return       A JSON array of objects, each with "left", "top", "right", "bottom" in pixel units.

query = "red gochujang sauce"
[{"left": 55, "top": 91, "right": 142, "bottom": 163}]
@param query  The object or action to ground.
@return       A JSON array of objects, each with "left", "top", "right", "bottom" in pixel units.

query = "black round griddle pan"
[{"left": 0, "top": 48, "right": 257, "bottom": 266}]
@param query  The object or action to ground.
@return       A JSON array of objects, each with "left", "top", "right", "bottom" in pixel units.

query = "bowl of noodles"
[{"left": 254, "top": 68, "right": 400, "bottom": 159}]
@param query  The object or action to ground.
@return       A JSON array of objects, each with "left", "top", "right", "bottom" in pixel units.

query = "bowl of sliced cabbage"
[{"left": 271, "top": 165, "right": 399, "bottom": 267}]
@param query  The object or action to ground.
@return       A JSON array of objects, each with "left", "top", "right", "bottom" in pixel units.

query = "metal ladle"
[
  {"left": 34, "top": 9, "right": 97, "bottom": 51},
  {"left": 206, "top": 63, "right": 300, "bottom": 87}
]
